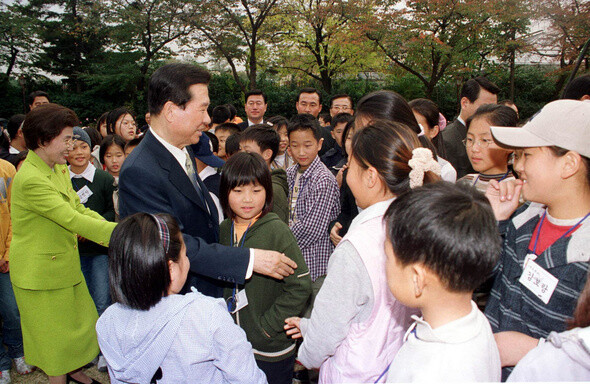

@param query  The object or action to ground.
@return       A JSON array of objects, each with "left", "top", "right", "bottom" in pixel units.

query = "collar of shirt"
[
  {"left": 198, "top": 165, "right": 217, "bottom": 180},
  {"left": 69, "top": 162, "right": 96, "bottom": 182},
  {"left": 8, "top": 146, "right": 20, "bottom": 155},
  {"left": 410, "top": 301, "right": 482, "bottom": 344},
  {"left": 151, "top": 128, "right": 190, "bottom": 174},
  {"left": 457, "top": 116, "right": 466, "bottom": 127},
  {"left": 297, "top": 155, "right": 322, "bottom": 180},
  {"left": 348, "top": 198, "right": 395, "bottom": 232},
  {"left": 248, "top": 119, "right": 263, "bottom": 126}
]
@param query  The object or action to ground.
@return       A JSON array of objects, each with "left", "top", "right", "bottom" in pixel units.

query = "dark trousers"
[{"left": 256, "top": 354, "right": 296, "bottom": 384}]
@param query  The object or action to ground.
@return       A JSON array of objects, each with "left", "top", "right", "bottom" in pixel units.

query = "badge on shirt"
[
  {"left": 76, "top": 185, "right": 93, "bottom": 204},
  {"left": 519, "top": 257, "right": 559, "bottom": 305},
  {"left": 229, "top": 289, "right": 249, "bottom": 314}
]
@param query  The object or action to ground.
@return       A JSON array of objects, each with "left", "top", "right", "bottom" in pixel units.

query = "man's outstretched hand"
[{"left": 253, "top": 249, "right": 297, "bottom": 279}]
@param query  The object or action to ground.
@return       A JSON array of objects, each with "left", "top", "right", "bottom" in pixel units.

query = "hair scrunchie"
[{"left": 408, "top": 148, "right": 441, "bottom": 189}]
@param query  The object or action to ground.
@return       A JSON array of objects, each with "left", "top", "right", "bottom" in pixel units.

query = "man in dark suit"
[
  {"left": 119, "top": 63, "right": 296, "bottom": 298},
  {"left": 237, "top": 89, "right": 267, "bottom": 131},
  {"left": 442, "top": 76, "right": 500, "bottom": 178}
]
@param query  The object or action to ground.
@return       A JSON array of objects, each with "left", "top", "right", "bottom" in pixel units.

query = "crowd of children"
[{"left": 0, "top": 71, "right": 589, "bottom": 384}]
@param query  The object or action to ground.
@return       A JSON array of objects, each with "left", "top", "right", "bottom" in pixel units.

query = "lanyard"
[
  {"left": 289, "top": 172, "right": 308, "bottom": 223},
  {"left": 230, "top": 220, "right": 252, "bottom": 248},
  {"left": 530, "top": 210, "right": 590, "bottom": 254}
]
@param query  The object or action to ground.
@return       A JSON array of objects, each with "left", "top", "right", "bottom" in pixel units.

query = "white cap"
[{"left": 490, "top": 99, "right": 590, "bottom": 158}]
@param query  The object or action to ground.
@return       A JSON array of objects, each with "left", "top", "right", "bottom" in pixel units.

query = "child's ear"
[
  {"left": 317, "top": 137, "right": 324, "bottom": 150},
  {"left": 561, "top": 151, "right": 584, "bottom": 180},
  {"left": 366, "top": 166, "right": 379, "bottom": 188},
  {"left": 262, "top": 148, "right": 273, "bottom": 162},
  {"left": 411, "top": 264, "right": 427, "bottom": 298},
  {"left": 429, "top": 125, "right": 440, "bottom": 139}
]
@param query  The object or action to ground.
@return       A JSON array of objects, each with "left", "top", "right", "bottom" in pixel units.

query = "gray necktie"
[{"left": 185, "top": 153, "right": 209, "bottom": 212}]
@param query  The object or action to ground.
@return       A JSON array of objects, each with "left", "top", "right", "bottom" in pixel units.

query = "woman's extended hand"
[{"left": 284, "top": 317, "right": 302, "bottom": 339}]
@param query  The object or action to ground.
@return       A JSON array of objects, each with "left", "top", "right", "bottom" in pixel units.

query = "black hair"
[
  {"left": 219, "top": 152, "right": 273, "bottom": 220},
  {"left": 109, "top": 212, "right": 183, "bottom": 310},
  {"left": 204, "top": 131, "right": 219, "bottom": 153},
  {"left": 106, "top": 107, "right": 135, "bottom": 136},
  {"left": 356, "top": 90, "right": 439, "bottom": 156},
  {"left": 384, "top": 182, "right": 501, "bottom": 292},
  {"left": 562, "top": 74, "right": 590, "bottom": 100},
  {"left": 319, "top": 113, "right": 331, "bottom": 125},
  {"left": 331, "top": 113, "right": 354, "bottom": 130},
  {"left": 351, "top": 120, "right": 439, "bottom": 196},
  {"left": 225, "top": 132, "right": 242, "bottom": 157},
  {"left": 148, "top": 63, "right": 211, "bottom": 116},
  {"left": 465, "top": 104, "right": 518, "bottom": 130},
  {"left": 215, "top": 122, "right": 240, "bottom": 135},
  {"left": 96, "top": 112, "right": 109, "bottom": 133},
  {"left": 245, "top": 89, "right": 267, "bottom": 104},
  {"left": 22, "top": 103, "right": 79, "bottom": 150},
  {"left": 287, "top": 113, "right": 322, "bottom": 141},
  {"left": 409, "top": 98, "right": 446, "bottom": 157},
  {"left": 266, "top": 115, "right": 288, "bottom": 131},
  {"left": 330, "top": 94, "right": 353, "bottom": 108},
  {"left": 226, "top": 104, "right": 238, "bottom": 120},
  {"left": 240, "top": 125, "right": 280, "bottom": 163},
  {"left": 124, "top": 136, "right": 143, "bottom": 152},
  {"left": 83, "top": 126, "right": 102, "bottom": 148},
  {"left": 7, "top": 114, "right": 25, "bottom": 140},
  {"left": 211, "top": 105, "right": 231, "bottom": 125},
  {"left": 297, "top": 87, "right": 322, "bottom": 103},
  {"left": 28, "top": 90, "right": 50, "bottom": 106},
  {"left": 460, "top": 76, "right": 500, "bottom": 103},
  {"left": 99, "top": 134, "right": 126, "bottom": 164}
]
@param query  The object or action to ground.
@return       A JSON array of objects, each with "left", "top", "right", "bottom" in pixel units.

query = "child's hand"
[
  {"left": 284, "top": 317, "right": 302, "bottom": 339},
  {"left": 485, "top": 179, "right": 523, "bottom": 221},
  {"left": 336, "top": 164, "right": 347, "bottom": 188},
  {"left": 330, "top": 222, "right": 343, "bottom": 246}
]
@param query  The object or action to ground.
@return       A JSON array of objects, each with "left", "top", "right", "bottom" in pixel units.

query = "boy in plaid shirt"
[{"left": 287, "top": 114, "right": 340, "bottom": 283}]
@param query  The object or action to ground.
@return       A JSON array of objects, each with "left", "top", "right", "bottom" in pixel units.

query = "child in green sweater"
[{"left": 219, "top": 152, "right": 312, "bottom": 384}]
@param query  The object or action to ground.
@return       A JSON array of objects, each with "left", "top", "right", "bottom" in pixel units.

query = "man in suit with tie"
[{"left": 119, "top": 63, "right": 296, "bottom": 298}]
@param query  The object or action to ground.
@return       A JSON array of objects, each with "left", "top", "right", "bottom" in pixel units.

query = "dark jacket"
[
  {"left": 271, "top": 168, "right": 289, "bottom": 224},
  {"left": 220, "top": 213, "right": 312, "bottom": 362},
  {"left": 320, "top": 143, "right": 345, "bottom": 174},
  {"left": 119, "top": 129, "right": 249, "bottom": 298},
  {"left": 71, "top": 167, "right": 116, "bottom": 256},
  {"left": 441, "top": 119, "right": 474, "bottom": 179},
  {"left": 328, "top": 168, "right": 358, "bottom": 237}
]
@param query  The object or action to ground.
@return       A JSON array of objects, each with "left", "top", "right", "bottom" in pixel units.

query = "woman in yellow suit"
[{"left": 9, "top": 104, "right": 117, "bottom": 384}]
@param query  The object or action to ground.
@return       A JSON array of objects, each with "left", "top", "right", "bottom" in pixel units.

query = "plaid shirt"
[
  {"left": 484, "top": 202, "right": 590, "bottom": 378},
  {"left": 287, "top": 156, "right": 340, "bottom": 281}
]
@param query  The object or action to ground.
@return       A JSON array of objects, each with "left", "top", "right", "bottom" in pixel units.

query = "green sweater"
[
  {"left": 271, "top": 168, "right": 289, "bottom": 224},
  {"left": 220, "top": 212, "right": 312, "bottom": 362},
  {"left": 70, "top": 167, "right": 116, "bottom": 256}
]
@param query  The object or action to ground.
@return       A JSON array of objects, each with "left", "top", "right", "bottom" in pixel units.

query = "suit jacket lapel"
[{"left": 144, "top": 130, "right": 209, "bottom": 212}]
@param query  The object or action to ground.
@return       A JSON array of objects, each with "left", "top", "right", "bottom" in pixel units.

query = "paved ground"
[{"left": 9, "top": 365, "right": 109, "bottom": 383}]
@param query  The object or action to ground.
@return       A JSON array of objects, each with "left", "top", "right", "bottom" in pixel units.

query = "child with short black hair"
[
  {"left": 484, "top": 99, "right": 590, "bottom": 379},
  {"left": 224, "top": 132, "right": 242, "bottom": 159},
  {"left": 383, "top": 182, "right": 502, "bottom": 382},
  {"left": 219, "top": 152, "right": 311, "bottom": 384},
  {"left": 123, "top": 136, "right": 143, "bottom": 157},
  {"left": 266, "top": 116, "right": 293, "bottom": 170},
  {"left": 240, "top": 125, "right": 289, "bottom": 223},
  {"left": 99, "top": 134, "right": 126, "bottom": 220},
  {"left": 96, "top": 212, "right": 266, "bottom": 384},
  {"left": 286, "top": 114, "right": 340, "bottom": 283},
  {"left": 215, "top": 123, "right": 241, "bottom": 160},
  {"left": 459, "top": 104, "right": 519, "bottom": 195}
]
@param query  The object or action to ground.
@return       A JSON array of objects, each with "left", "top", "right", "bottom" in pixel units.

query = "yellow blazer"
[{"left": 9, "top": 150, "right": 117, "bottom": 290}]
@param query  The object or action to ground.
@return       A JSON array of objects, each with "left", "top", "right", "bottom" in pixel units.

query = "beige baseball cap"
[{"left": 491, "top": 99, "right": 590, "bottom": 158}]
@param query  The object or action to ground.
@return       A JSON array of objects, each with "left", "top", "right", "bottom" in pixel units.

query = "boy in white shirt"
[{"left": 383, "top": 182, "right": 501, "bottom": 382}]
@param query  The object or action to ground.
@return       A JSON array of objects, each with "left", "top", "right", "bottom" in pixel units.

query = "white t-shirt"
[{"left": 386, "top": 301, "right": 501, "bottom": 382}]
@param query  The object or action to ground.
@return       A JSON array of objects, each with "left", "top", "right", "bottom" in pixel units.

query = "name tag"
[
  {"left": 230, "top": 289, "right": 249, "bottom": 314},
  {"left": 519, "top": 257, "right": 559, "bottom": 305},
  {"left": 77, "top": 185, "right": 93, "bottom": 204}
]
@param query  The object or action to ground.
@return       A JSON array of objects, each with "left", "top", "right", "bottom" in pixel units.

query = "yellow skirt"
[{"left": 12, "top": 281, "right": 99, "bottom": 376}]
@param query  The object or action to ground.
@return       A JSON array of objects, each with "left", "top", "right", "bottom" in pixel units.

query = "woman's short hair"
[
  {"left": 22, "top": 103, "right": 79, "bottom": 150},
  {"left": 109, "top": 213, "right": 183, "bottom": 310},
  {"left": 219, "top": 152, "right": 273, "bottom": 220}
]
